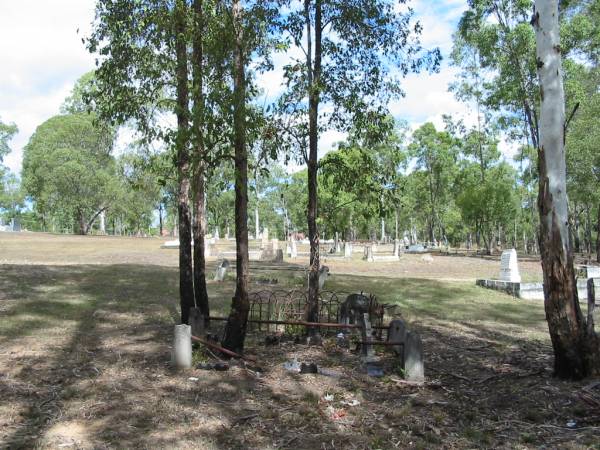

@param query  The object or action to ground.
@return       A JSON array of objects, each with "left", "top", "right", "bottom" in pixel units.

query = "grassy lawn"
[{"left": 0, "top": 232, "right": 597, "bottom": 449}]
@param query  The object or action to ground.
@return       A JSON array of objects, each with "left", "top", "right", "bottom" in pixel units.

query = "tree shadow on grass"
[{"left": 1, "top": 263, "right": 597, "bottom": 449}]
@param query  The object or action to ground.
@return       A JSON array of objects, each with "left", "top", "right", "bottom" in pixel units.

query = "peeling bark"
[{"left": 534, "top": 0, "right": 599, "bottom": 378}]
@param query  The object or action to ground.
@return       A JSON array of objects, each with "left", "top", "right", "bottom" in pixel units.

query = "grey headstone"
[
  {"left": 189, "top": 307, "right": 205, "bottom": 338},
  {"left": 214, "top": 259, "right": 230, "bottom": 281},
  {"left": 404, "top": 331, "right": 424, "bottom": 381},
  {"left": 318, "top": 266, "right": 330, "bottom": 290},
  {"left": 359, "top": 313, "right": 375, "bottom": 358},
  {"left": 387, "top": 319, "right": 407, "bottom": 357},
  {"left": 275, "top": 249, "right": 284, "bottom": 262},
  {"left": 363, "top": 245, "right": 374, "bottom": 262}
]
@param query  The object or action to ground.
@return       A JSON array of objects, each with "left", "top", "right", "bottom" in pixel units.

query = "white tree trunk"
[
  {"left": 534, "top": 0, "right": 599, "bottom": 379},
  {"left": 535, "top": 0, "right": 568, "bottom": 248}
]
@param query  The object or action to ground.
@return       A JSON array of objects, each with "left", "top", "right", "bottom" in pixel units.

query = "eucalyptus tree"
[
  {"left": 534, "top": 0, "right": 600, "bottom": 378},
  {"left": 408, "top": 123, "right": 458, "bottom": 244},
  {"left": 277, "top": 0, "right": 438, "bottom": 334}
]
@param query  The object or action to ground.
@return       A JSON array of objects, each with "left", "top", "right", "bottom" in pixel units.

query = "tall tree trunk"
[
  {"left": 534, "top": 0, "right": 599, "bottom": 379},
  {"left": 175, "top": 0, "right": 195, "bottom": 325},
  {"left": 192, "top": 0, "right": 210, "bottom": 325},
  {"left": 305, "top": 0, "right": 322, "bottom": 340},
  {"left": 222, "top": 0, "right": 250, "bottom": 354},
  {"left": 597, "top": 203, "right": 600, "bottom": 263},
  {"left": 158, "top": 204, "right": 164, "bottom": 236}
]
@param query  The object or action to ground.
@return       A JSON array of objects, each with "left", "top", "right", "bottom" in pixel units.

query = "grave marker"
[
  {"left": 499, "top": 249, "right": 521, "bottom": 282},
  {"left": 404, "top": 331, "right": 424, "bottom": 381}
]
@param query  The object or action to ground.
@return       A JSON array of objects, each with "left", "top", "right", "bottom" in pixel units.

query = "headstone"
[
  {"left": 335, "top": 233, "right": 342, "bottom": 253},
  {"left": 404, "top": 331, "right": 424, "bottom": 381},
  {"left": 344, "top": 242, "right": 353, "bottom": 258},
  {"left": 363, "top": 245, "right": 374, "bottom": 262},
  {"left": 261, "top": 227, "right": 269, "bottom": 247},
  {"left": 214, "top": 227, "right": 220, "bottom": 240},
  {"left": 214, "top": 259, "right": 230, "bottom": 281},
  {"left": 359, "top": 313, "right": 375, "bottom": 358},
  {"left": 387, "top": 319, "right": 407, "bottom": 357},
  {"left": 286, "top": 243, "right": 292, "bottom": 256},
  {"left": 290, "top": 239, "right": 298, "bottom": 258},
  {"left": 274, "top": 249, "right": 284, "bottom": 262},
  {"left": 499, "top": 249, "right": 521, "bottom": 282},
  {"left": 583, "top": 265, "right": 600, "bottom": 279},
  {"left": 318, "top": 266, "right": 330, "bottom": 290},
  {"left": 173, "top": 324, "right": 192, "bottom": 369},
  {"left": 189, "top": 308, "right": 205, "bottom": 338}
]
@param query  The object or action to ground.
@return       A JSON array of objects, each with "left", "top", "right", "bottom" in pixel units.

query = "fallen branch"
[{"left": 191, "top": 335, "right": 257, "bottom": 363}]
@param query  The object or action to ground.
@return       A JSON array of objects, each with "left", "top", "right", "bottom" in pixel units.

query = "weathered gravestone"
[
  {"left": 499, "top": 249, "right": 521, "bottom": 282},
  {"left": 387, "top": 319, "right": 407, "bottom": 357},
  {"left": 189, "top": 307, "right": 205, "bottom": 338},
  {"left": 363, "top": 245, "right": 374, "bottom": 262},
  {"left": 290, "top": 238, "right": 298, "bottom": 258},
  {"left": 344, "top": 242, "right": 353, "bottom": 258},
  {"left": 173, "top": 324, "right": 192, "bottom": 369},
  {"left": 359, "top": 313, "right": 375, "bottom": 359},
  {"left": 261, "top": 227, "right": 269, "bottom": 247},
  {"left": 318, "top": 265, "right": 330, "bottom": 290},
  {"left": 404, "top": 331, "right": 424, "bottom": 381},
  {"left": 214, "top": 259, "right": 230, "bottom": 282},
  {"left": 274, "top": 249, "right": 284, "bottom": 262}
]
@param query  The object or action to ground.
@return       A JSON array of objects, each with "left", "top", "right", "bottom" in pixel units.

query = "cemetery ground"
[{"left": 1, "top": 233, "right": 599, "bottom": 449}]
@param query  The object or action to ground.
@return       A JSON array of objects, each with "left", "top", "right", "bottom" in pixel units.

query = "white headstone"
[
  {"left": 261, "top": 227, "right": 269, "bottom": 247},
  {"left": 214, "top": 227, "right": 220, "bottom": 240},
  {"left": 173, "top": 324, "right": 192, "bottom": 369},
  {"left": 499, "top": 249, "right": 521, "bottom": 282},
  {"left": 344, "top": 242, "right": 353, "bottom": 258},
  {"left": 290, "top": 239, "right": 298, "bottom": 258}
]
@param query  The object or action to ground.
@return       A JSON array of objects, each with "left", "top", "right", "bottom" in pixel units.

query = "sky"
[{"left": 0, "top": 0, "right": 474, "bottom": 176}]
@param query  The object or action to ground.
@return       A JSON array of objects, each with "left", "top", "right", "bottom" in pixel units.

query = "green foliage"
[{"left": 21, "top": 113, "right": 118, "bottom": 234}]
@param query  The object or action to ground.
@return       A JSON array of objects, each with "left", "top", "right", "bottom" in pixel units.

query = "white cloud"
[{"left": 0, "top": 0, "right": 96, "bottom": 174}]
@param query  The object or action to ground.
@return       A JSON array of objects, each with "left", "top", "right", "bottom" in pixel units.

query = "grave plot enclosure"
[{"left": 239, "top": 290, "right": 388, "bottom": 336}]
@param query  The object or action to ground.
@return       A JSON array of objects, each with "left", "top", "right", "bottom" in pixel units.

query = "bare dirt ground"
[{"left": 1, "top": 232, "right": 599, "bottom": 449}]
